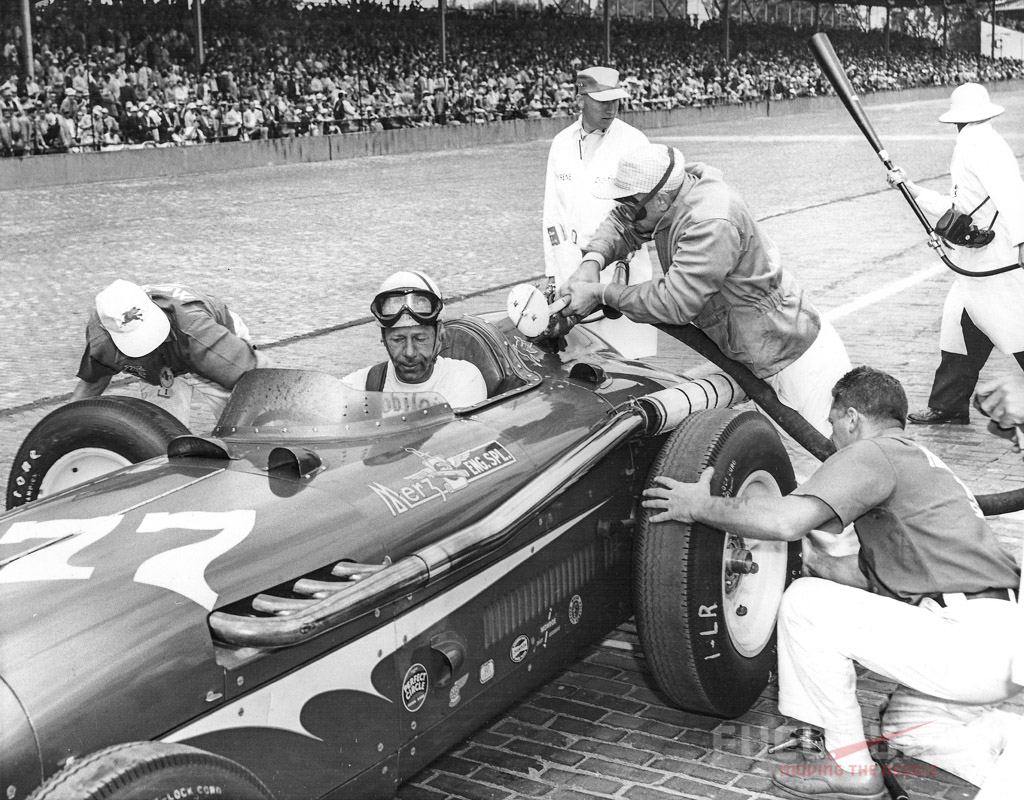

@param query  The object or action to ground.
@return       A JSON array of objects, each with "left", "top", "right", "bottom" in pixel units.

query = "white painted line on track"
[{"left": 824, "top": 263, "right": 946, "bottom": 321}]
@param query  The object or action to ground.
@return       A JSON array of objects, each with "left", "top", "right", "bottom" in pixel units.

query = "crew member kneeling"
[{"left": 643, "top": 366, "right": 1020, "bottom": 797}]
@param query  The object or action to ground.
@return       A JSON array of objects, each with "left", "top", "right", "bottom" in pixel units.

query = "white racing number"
[
  {"left": 134, "top": 511, "right": 256, "bottom": 610},
  {"left": 0, "top": 511, "right": 256, "bottom": 610},
  {"left": 0, "top": 516, "right": 124, "bottom": 582}
]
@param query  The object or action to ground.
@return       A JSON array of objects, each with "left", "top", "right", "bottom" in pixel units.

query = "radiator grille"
[{"left": 483, "top": 543, "right": 597, "bottom": 648}]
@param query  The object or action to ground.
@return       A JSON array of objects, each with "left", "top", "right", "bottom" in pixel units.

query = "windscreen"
[{"left": 213, "top": 368, "right": 453, "bottom": 439}]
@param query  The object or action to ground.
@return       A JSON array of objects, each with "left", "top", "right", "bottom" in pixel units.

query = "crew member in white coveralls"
[
  {"left": 887, "top": 82, "right": 1024, "bottom": 426},
  {"left": 542, "top": 66, "right": 657, "bottom": 359}
]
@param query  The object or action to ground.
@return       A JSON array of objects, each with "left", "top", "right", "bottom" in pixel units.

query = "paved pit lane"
[{"left": 2, "top": 90, "right": 1023, "bottom": 799}]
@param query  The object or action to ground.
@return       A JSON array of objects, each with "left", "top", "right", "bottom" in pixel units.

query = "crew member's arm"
[
  {"left": 886, "top": 166, "right": 951, "bottom": 219},
  {"left": 600, "top": 218, "right": 737, "bottom": 325},
  {"left": 179, "top": 313, "right": 265, "bottom": 390},
  {"left": 643, "top": 467, "right": 842, "bottom": 542},
  {"left": 71, "top": 375, "right": 112, "bottom": 401}
]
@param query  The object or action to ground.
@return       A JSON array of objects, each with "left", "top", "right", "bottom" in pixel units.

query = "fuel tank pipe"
[{"left": 656, "top": 323, "right": 1024, "bottom": 516}]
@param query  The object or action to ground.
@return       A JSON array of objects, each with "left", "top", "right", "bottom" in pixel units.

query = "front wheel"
[
  {"left": 634, "top": 409, "right": 800, "bottom": 718},
  {"left": 6, "top": 397, "right": 190, "bottom": 509},
  {"left": 28, "top": 742, "right": 275, "bottom": 800}
]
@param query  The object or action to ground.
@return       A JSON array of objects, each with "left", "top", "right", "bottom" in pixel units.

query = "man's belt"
[{"left": 931, "top": 587, "right": 1017, "bottom": 607}]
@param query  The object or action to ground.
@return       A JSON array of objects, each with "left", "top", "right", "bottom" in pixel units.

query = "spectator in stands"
[
  {"left": 221, "top": 101, "right": 242, "bottom": 141},
  {"left": 0, "top": 104, "right": 13, "bottom": 156},
  {"left": 4, "top": 0, "right": 1023, "bottom": 157}
]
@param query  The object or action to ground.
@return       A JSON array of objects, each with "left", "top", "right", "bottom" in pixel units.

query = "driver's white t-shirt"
[{"left": 343, "top": 357, "right": 488, "bottom": 410}]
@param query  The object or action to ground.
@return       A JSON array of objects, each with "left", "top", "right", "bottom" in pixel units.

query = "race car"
[{"left": 0, "top": 313, "right": 798, "bottom": 800}]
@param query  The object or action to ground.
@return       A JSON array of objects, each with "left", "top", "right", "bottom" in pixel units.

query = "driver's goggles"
[{"left": 370, "top": 289, "right": 443, "bottom": 327}]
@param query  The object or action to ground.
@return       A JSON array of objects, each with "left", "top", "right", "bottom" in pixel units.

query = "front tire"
[
  {"left": 634, "top": 409, "right": 800, "bottom": 718},
  {"left": 28, "top": 742, "right": 274, "bottom": 800},
  {"left": 6, "top": 397, "right": 190, "bottom": 509}
]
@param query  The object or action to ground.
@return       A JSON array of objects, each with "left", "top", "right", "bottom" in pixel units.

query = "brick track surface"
[{"left": 3, "top": 93, "right": 1024, "bottom": 799}]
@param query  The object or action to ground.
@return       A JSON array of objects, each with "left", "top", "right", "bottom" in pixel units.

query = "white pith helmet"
[{"left": 938, "top": 83, "right": 1004, "bottom": 124}]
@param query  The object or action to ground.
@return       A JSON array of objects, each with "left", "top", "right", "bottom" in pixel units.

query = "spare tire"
[
  {"left": 634, "top": 408, "right": 801, "bottom": 718},
  {"left": 6, "top": 397, "right": 190, "bottom": 510},
  {"left": 27, "top": 741, "right": 274, "bottom": 800}
]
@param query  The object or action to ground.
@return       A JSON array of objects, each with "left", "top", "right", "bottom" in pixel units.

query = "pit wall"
[{"left": 3, "top": 80, "right": 1022, "bottom": 191}]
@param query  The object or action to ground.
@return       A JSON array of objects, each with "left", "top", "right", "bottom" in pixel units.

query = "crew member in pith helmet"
[
  {"left": 886, "top": 82, "right": 1024, "bottom": 427},
  {"left": 541, "top": 66, "right": 656, "bottom": 359},
  {"left": 72, "top": 280, "right": 272, "bottom": 427},
  {"left": 342, "top": 270, "right": 487, "bottom": 409}
]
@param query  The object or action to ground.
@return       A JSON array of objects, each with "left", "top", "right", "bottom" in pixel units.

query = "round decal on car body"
[
  {"left": 569, "top": 594, "right": 583, "bottom": 625},
  {"left": 510, "top": 634, "right": 530, "bottom": 663},
  {"left": 402, "top": 663, "right": 429, "bottom": 712}
]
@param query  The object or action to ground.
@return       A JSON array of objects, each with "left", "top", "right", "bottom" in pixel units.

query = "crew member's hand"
[
  {"left": 886, "top": 166, "right": 907, "bottom": 188},
  {"left": 975, "top": 373, "right": 1024, "bottom": 451},
  {"left": 559, "top": 281, "right": 603, "bottom": 319},
  {"left": 641, "top": 468, "right": 714, "bottom": 524},
  {"left": 563, "top": 259, "right": 601, "bottom": 292},
  {"left": 1017, "top": 242, "right": 1024, "bottom": 268},
  {"left": 975, "top": 374, "right": 1024, "bottom": 427}
]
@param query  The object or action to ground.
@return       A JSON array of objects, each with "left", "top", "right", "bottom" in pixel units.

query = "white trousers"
[
  {"left": 139, "top": 374, "right": 232, "bottom": 429},
  {"left": 778, "top": 577, "right": 1020, "bottom": 786},
  {"left": 764, "top": 316, "right": 851, "bottom": 438}
]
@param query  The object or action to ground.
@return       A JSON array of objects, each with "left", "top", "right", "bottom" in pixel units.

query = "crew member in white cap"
[
  {"left": 343, "top": 270, "right": 487, "bottom": 410},
  {"left": 560, "top": 143, "right": 851, "bottom": 439},
  {"left": 886, "top": 82, "right": 1024, "bottom": 427},
  {"left": 541, "top": 66, "right": 657, "bottom": 359},
  {"left": 72, "top": 280, "right": 271, "bottom": 427}
]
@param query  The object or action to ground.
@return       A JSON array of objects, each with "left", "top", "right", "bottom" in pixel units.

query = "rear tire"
[
  {"left": 28, "top": 741, "right": 274, "bottom": 800},
  {"left": 6, "top": 397, "right": 190, "bottom": 509},
  {"left": 634, "top": 409, "right": 800, "bottom": 718}
]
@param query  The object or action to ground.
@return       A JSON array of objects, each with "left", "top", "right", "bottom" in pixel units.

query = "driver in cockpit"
[{"left": 342, "top": 271, "right": 487, "bottom": 410}]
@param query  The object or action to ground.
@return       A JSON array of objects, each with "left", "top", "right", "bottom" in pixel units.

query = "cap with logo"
[
  {"left": 593, "top": 144, "right": 686, "bottom": 200},
  {"left": 95, "top": 279, "right": 171, "bottom": 357},
  {"left": 575, "top": 67, "right": 629, "bottom": 102}
]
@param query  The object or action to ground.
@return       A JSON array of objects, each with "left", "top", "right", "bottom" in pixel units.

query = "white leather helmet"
[{"left": 370, "top": 270, "right": 444, "bottom": 328}]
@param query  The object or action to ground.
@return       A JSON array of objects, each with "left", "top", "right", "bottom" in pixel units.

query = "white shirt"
[
  {"left": 542, "top": 116, "right": 652, "bottom": 287},
  {"left": 343, "top": 356, "right": 487, "bottom": 410}
]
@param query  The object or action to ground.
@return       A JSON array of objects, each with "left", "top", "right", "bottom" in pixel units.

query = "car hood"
[{"left": 0, "top": 405, "right": 575, "bottom": 761}]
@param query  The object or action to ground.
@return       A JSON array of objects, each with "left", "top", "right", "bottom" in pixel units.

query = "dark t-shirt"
[
  {"left": 77, "top": 285, "right": 257, "bottom": 390},
  {"left": 793, "top": 432, "right": 1020, "bottom": 604}
]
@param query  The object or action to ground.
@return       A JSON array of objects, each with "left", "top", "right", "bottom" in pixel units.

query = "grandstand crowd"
[{"left": 2, "top": 0, "right": 1023, "bottom": 157}]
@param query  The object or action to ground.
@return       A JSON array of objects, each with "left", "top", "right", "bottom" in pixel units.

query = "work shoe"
[
  {"left": 907, "top": 407, "right": 969, "bottom": 425},
  {"left": 772, "top": 753, "right": 886, "bottom": 799}
]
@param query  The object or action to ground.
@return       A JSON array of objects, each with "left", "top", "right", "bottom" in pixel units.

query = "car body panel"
[{"left": 0, "top": 315, "right": 732, "bottom": 799}]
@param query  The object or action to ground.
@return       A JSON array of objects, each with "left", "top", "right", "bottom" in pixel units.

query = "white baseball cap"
[
  {"left": 576, "top": 67, "right": 629, "bottom": 102},
  {"left": 938, "top": 83, "right": 1004, "bottom": 124},
  {"left": 95, "top": 279, "right": 170, "bottom": 357},
  {"left": 593, "top": 144, "right": 686, "bottom": 200}
]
